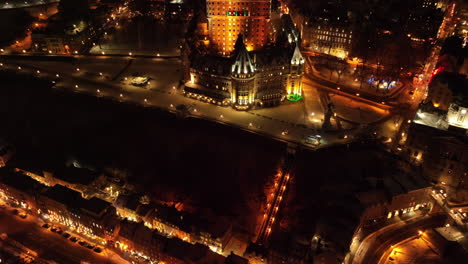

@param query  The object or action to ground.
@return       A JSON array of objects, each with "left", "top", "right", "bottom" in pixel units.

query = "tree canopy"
[{"left": 58, "top": 0, "right": 89, "bottom": 19}]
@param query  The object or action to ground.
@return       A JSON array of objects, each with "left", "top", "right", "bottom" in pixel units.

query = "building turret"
[
  {"left": 231, "top": 35, "right": 256, "bottom": 76},
  {"left": 231, "top": 35, "right": 256, "bottom": 108},
  {"left": 287, "top": 42, "right": 305, "bottom": 96}
]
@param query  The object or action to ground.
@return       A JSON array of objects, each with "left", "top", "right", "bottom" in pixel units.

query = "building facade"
[
  {"left": 185, "top": 35, "right": 304, "bottom": 110},
  {"left": 206, "top": 0, "right": 271, "bottom": 55},
  {"left": 302, "top": 20, "right": 353, "bottom": 59}
]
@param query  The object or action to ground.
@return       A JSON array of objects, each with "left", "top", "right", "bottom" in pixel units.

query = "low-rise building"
[
  {"left": 37, "top": 185, "right": 118, "bottom": 242},
  {"left": 301, "top": 7, "right": 352, "bottom": 59},
  {"left": 0, "top": 168, "right": 44, "bottom": 211}
]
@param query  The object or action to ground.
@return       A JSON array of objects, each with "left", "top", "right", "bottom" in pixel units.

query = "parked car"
[
  {"left": 41, "top": 223, "right": 50, "bottom": 229},
  {"left": 93, "top": 247, "right": 103, "bottom": 253},
  {"left": 62, "top": 232, "right": 71, "bottom": 238},
  {"left": 79, "top": 241, "right": 89, "bottom": 247},
  {"left": 86, "top": 244, "right": 94, "bottom": 249},
  {"left": 70, "top": 237, "right": 78, "bottom": 242}
]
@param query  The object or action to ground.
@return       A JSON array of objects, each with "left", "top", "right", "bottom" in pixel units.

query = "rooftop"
[
  {"left": 0, "top": 168, "right": 45, "bottom": 192},
  {"left": 42, "top": 185, "right": 111, "bottom": 217},
  {"left": 54, "top": 166, "right": 100, "bottom": 186}
]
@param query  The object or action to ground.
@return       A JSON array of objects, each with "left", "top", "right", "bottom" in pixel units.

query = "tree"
[
  {"left": 58, "top": 0, "right": 89, "bottom": 19},
  {"left": 0, "top": 10, "right": 34, "bottom": 47}
]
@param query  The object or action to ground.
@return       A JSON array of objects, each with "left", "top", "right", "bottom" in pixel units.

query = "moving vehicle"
[{"left": 305, "top": 135, "right": 321, "bottom": 147}]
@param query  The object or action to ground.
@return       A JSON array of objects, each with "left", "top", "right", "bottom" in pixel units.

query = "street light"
[
  {"left": 76, "top": 68, "right": 80, "bottom": 72},
  {"left": 128, "top": 52, "right": 132, "bottom": 56},
  {"left": 56, "top": 74, "right": 60, "bottom": 77},
  {"left": 17, "top": 66, "right": 21, "bottom": 70},
  {"left": 75, "top": 85, "right": 79, "bottom": 88}
]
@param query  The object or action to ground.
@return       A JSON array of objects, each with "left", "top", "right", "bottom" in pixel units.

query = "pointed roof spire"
[
  {"left": 231, "top": 34, "right": 256, "bottom": 75},
  {"left": 291, "top": 42, "right": 304, "bottom": 65}
]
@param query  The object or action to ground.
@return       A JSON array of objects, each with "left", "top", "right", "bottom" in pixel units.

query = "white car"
[{"left": 305, "top": 135, "right": 321, "bottom": 146}]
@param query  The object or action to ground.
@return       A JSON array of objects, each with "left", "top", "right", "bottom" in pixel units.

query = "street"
[
  {"left": 0, "top": 207, "right": 129, "bottom": 264},
  {"left": 0, "top": 55, "right": 370, "bottom": 150}
]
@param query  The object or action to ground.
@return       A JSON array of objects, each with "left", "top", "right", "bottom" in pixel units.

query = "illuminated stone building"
[
  {"left": 37, "top": 185, "right": 118, "bottom": 242},
  {"left": 301, "top": 7, "right": 352, "bottom": 59},
  {"left": 206, "top": 0, "right": 271, "bottom": 55},
  {"left": 185, "top": 34, "right": 304, "bottom": 109},
  {"left": 0, "top": 169, "right": 43, "bottom": 211},
  {"left": 406, "top": 71, "right": 468, "bottom": 192}
]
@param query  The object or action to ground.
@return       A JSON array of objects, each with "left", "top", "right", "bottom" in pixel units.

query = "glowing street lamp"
[
  {"left": 76, "top": 68, "right": 80, "bottom": 72},
  {"left": 18, "top": 66, "right": 22, "bottom": 70},
  {"left": 56, "top": 74, "right": 60, "bottom": 77}
]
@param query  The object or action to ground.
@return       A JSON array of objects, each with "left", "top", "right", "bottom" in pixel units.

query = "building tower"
[
  {"left": 231, "top": 35, "right": 256, "bottom": 108},
  {"left": 288, "top": 43, "right": 305, "bottom": 96},
  {"left": 206, "top": 0, "right": 271, "bottom": 55}
]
